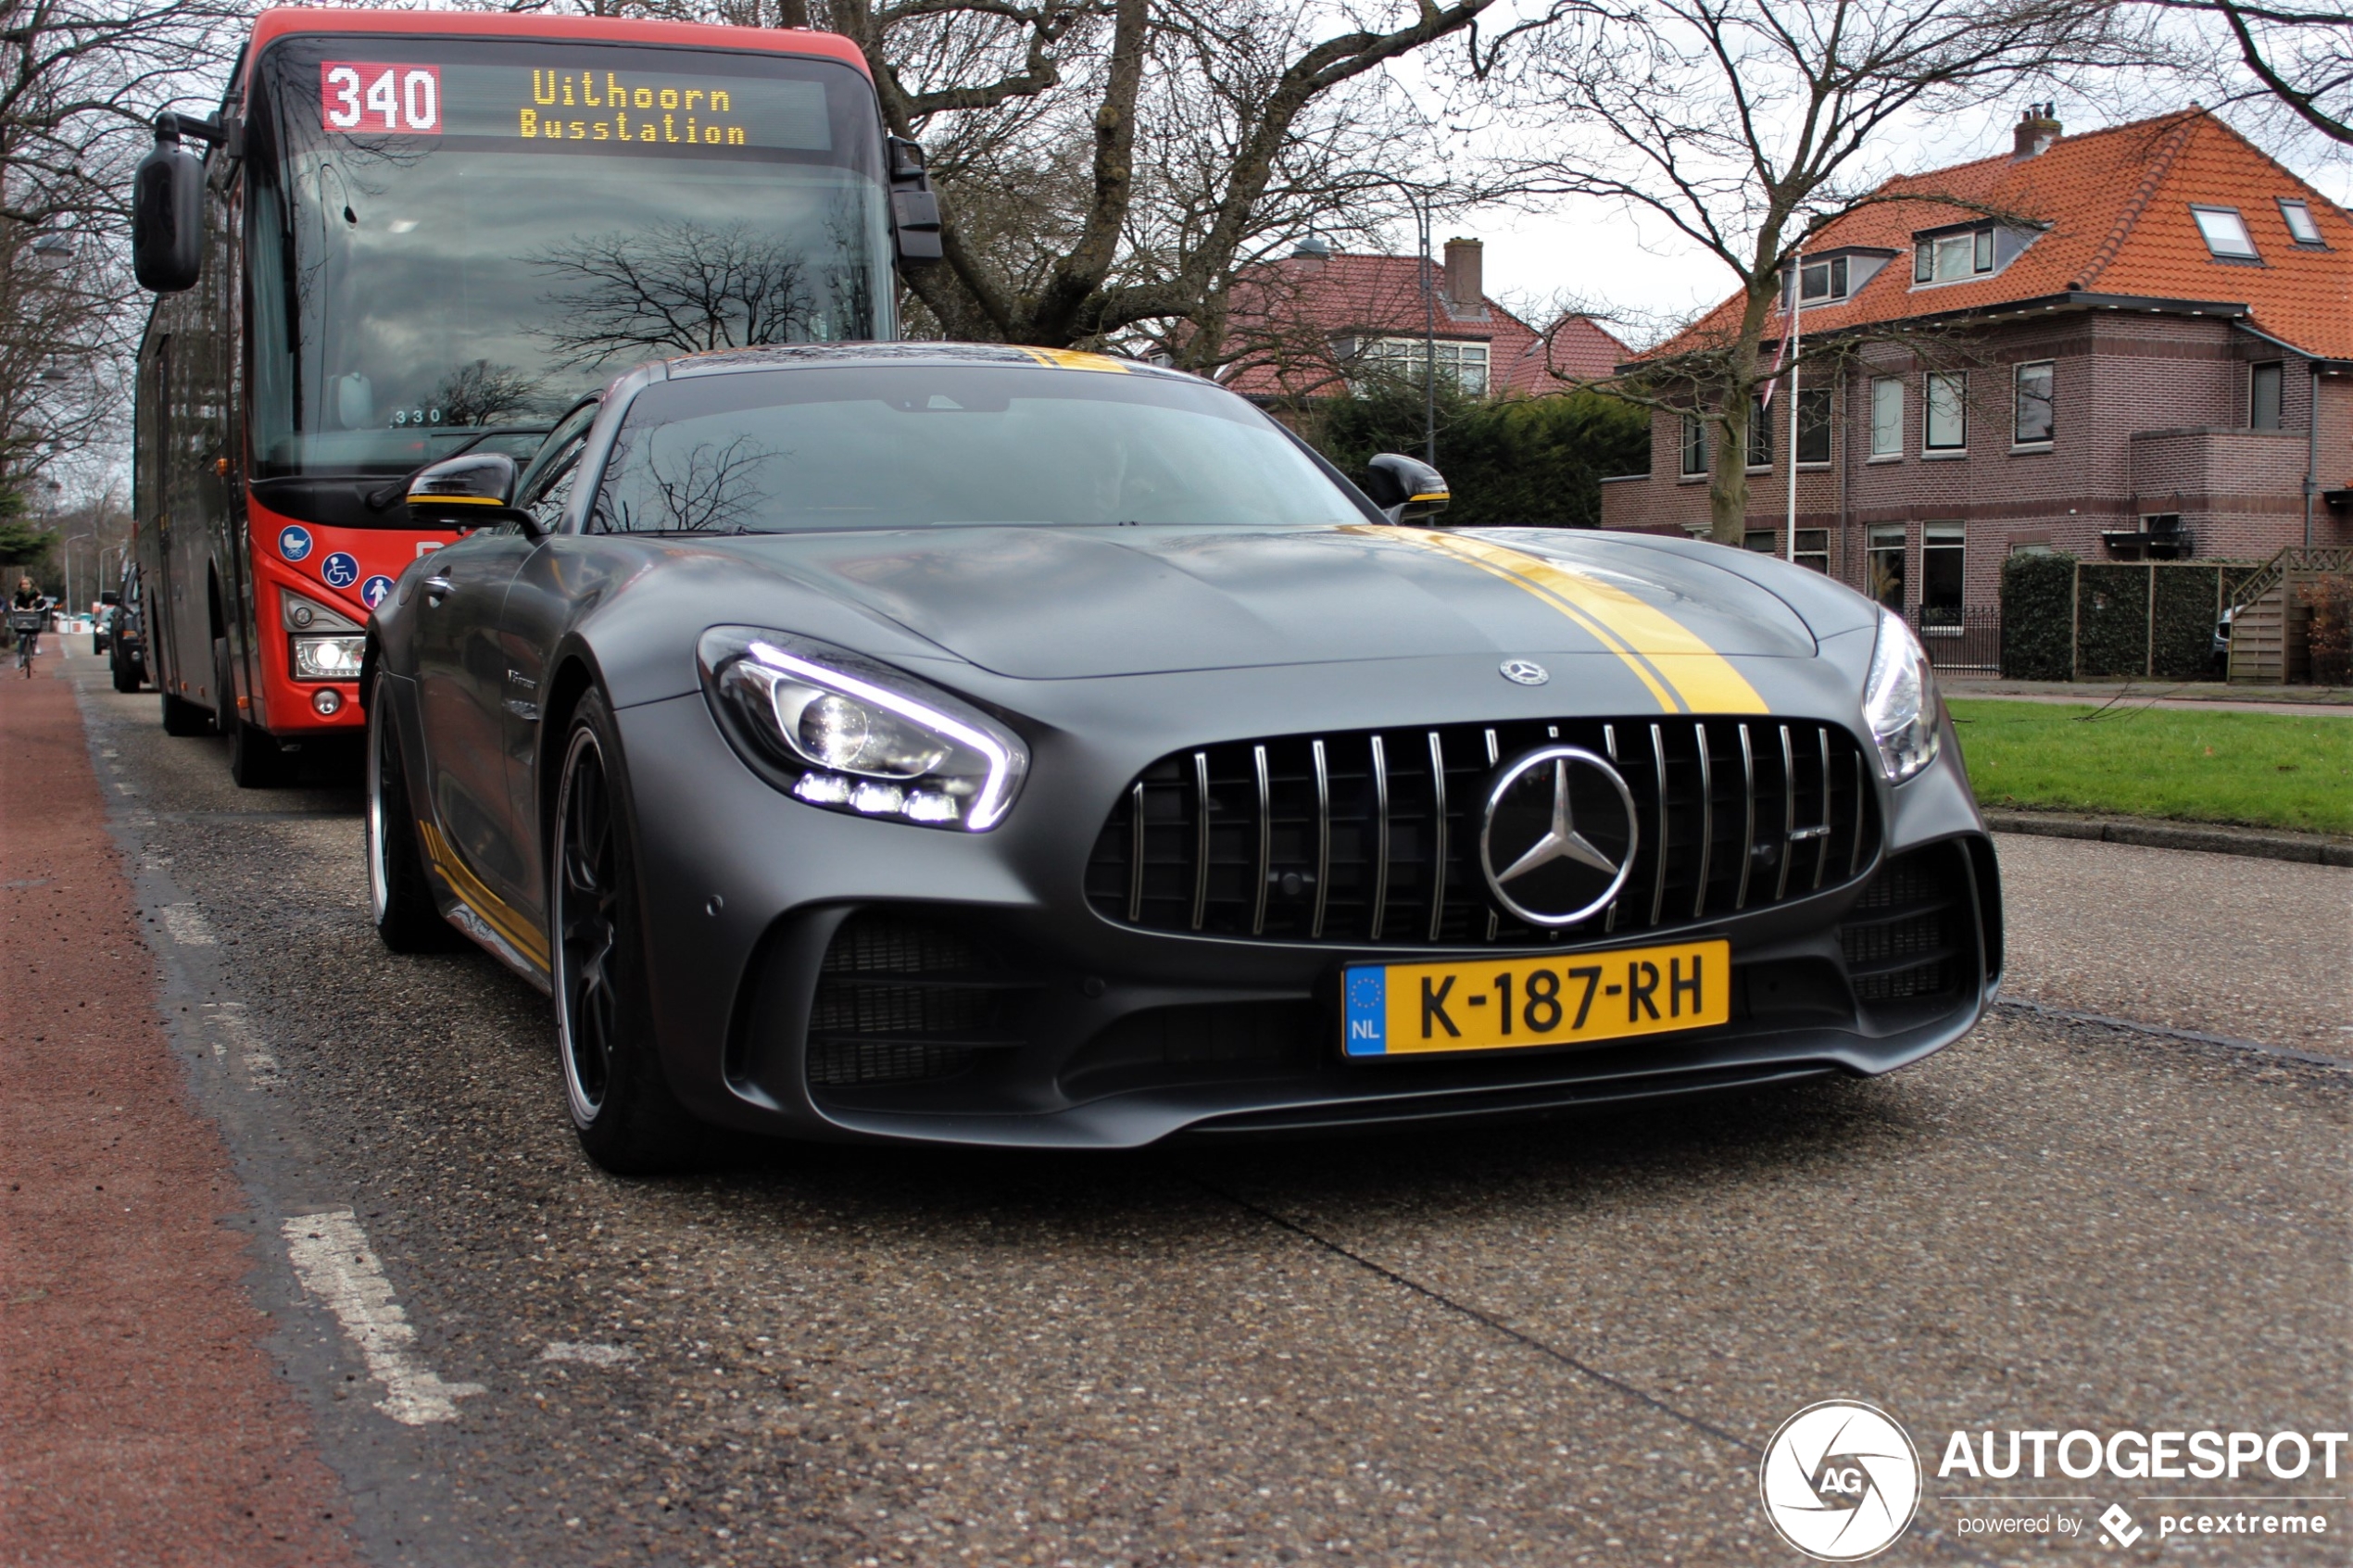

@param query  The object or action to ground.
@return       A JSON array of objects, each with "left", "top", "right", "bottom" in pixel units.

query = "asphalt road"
[{"left": 41, "top": 651, "right": 2353, "bottom": 1566}]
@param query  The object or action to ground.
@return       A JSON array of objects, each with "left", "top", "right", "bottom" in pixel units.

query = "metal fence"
[{"left": 1907, "top": 605, "right": 2000, "bottom": 671}]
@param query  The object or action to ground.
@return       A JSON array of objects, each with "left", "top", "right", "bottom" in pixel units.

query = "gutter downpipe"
[
  {"left": 2309, "top": 362, "right": 2320, "bottom": 549},
  {"left": 1785, "top": 243, "right": 1802, "bottom": 562}
]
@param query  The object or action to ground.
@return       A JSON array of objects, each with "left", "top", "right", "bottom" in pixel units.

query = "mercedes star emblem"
[
  {"left": 1479, "top": 746, "right": 1639, "bottom": 926},
  {"left": 1499, "top": 659, "right": 1550, "bottom": 685}
]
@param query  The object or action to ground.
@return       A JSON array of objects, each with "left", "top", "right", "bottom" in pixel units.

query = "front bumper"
[{"left": 612, "top": 670, "right": 2000, "bottom": 1150}]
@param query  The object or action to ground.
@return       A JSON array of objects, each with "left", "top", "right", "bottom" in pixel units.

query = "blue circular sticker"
[
  {"left": 321, "top": 551, "right": 359, "bottom": 590},
  {"left": 277, "top": 525, "right": 313, "bottom": 562},
  {"left": 360, "top": 574, "right": 396, "bottom": 609}
]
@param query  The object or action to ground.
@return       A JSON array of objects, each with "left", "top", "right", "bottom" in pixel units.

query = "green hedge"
[
  {"left": 2000, "top": 552, "right": 2077, "bottom": 679},
  {"left": 1305, "top": 381, "right": 1651, "bottom": 527}
]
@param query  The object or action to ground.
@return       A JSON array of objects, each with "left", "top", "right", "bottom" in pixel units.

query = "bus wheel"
[
  {"left": 550, "top": 690, "right": 696, "bottom": 1175},
  {"left": 217, "top": 636, "right": 284, "bottom": 788},
  {"left": 367, "top": 688, "right": 462, "bottom": 954}
]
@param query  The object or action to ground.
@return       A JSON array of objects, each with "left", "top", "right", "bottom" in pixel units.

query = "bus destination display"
[{"left": 316, "top": 61, "right": 831, "bottom": 153}]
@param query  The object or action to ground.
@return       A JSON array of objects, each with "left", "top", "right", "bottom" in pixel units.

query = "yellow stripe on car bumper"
[
  {"left": 1369, "top": 527, "right": 1769, "bottom": 716},
  {"left": 418, "top": 820, "right": 550, "bottom": 971}
]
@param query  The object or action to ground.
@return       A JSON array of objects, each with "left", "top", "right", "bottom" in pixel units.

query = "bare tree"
[
  {"left": 531, "top": 220, "right": 819, "bottom": 366},
  {"left": 1495, "top": 0, "right": 2133, "bottom": 544},
  {"left": 2145, "top": 0, "right": 2351, "bottom": 144}
]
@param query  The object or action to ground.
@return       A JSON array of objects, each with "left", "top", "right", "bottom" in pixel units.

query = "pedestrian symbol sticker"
[
  {"left": 321, "top": 552, "right": 359, "bottom": 590},
  {"left": 278, "top": 525, "right": 313, "bottom": 562},
  {"left": 360, "top": 574, "right": 395, "bottom": 609}
]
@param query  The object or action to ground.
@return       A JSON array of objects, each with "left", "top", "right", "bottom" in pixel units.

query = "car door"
[{"left": 412, "top": 514, "right": 537, "bottom": 913}]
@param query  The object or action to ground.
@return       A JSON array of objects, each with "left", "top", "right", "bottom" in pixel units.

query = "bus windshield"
[{"left": 246, "top": 37, "right": 892, "bottom": 481}]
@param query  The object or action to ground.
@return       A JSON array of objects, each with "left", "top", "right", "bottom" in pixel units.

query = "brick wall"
[{"left": 1599, "top": 308, "right": 2353, "bottom": 603}]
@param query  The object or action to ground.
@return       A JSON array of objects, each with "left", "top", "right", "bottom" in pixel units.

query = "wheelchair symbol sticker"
[{"left": 321, "top": 552, "right": 359, "bottom": 590}]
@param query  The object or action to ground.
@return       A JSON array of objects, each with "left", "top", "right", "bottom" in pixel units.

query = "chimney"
[
  {"left": 1441, "top": 236, "right": 1483, "bottom": 316},
  {"left": 2013, "top": 103, "right": 2061, "bottom": 158}
]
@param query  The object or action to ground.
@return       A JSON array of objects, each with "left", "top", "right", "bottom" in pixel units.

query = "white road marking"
[
  {"left": 540, "top": 1341, "right": 638, "bottom": 1367},
  {"left": 282, "top": 1210, "right": 485, "bottom": 1425},
  {"left": 200, "top": 1001, "right": 283, "bottom": 1083},
  {"left": 157, "top": 904, "right": 214, "bottom": 945}
]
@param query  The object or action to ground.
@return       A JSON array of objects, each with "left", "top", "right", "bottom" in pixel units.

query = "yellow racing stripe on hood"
[{"left": 1371, "top": 527, "right": 1769, "bottom": 715}]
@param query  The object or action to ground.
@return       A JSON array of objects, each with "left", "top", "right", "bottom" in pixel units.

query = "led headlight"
[
  {"left": 1862, "top": 608, "right": 1940, "bottom": 784},
  {"left": 292, "top": 634, "right": 367, "bottom": 680},
  {"left": 698, "top": 627, "right": 1027, "bottom": 831}
]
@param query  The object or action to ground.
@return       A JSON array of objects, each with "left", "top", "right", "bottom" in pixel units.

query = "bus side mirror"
[
  {"left": 132, "top": 119, "right": 206, "bottom": 293},
  {"left": 406, "top": 452, "right": 534, "bottom": 533},
  {"left": 887, "top": 135, "right": 943, "bottom": 266},
  {"left": 1363, "top": 453, "right": 1450, "bottom": 523}
]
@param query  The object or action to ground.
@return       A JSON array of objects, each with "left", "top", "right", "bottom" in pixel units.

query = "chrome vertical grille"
[{"left": 1084, "top": 717, "right": 1880, "bottom": 947}]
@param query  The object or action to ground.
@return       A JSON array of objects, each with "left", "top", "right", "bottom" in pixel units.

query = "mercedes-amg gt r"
[{"left": 363, "top": 344, "right": 2001, "bottom": 1172}]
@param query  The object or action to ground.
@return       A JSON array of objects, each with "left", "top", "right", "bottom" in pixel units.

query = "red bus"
[{"left": 132, "top": 6, "right": 936, "bottom": 784}]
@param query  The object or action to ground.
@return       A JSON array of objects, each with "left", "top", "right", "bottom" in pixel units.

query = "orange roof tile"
[{"left": 1647, "top": 110, "right": 2352, "bottom": 363}]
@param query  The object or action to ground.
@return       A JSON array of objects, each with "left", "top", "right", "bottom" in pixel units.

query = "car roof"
[{"left": 658, "top": 342, "right": 1205, "bottom": 385}]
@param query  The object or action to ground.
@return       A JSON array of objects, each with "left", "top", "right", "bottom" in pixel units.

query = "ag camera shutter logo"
[{"left": 1759, "top": 1400, "right": 1921, "bottom": 1562}]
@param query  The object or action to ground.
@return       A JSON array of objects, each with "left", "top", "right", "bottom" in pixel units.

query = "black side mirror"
[
  {"left": 887, "top": 135, "right": 943, "bottom": 266},
  {"left": 132, "top": 119, "right": 206, "bottom": 292},
  {"left": 406, "top": 452, "right": 535, "bottom": 533},
  {"left": 1362, "top": 453, "right": 1450, "bottom": 522}
]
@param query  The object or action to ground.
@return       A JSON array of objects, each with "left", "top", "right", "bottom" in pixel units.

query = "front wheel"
[
  {"left": 550, "top": 690, "right": 698, "bottom": 1174},
  {"left": 110, "top": 641, "right": 141, "bottom": 693},
  {"left": 366, "top": 682, "right": 464, "bottom": 954}
]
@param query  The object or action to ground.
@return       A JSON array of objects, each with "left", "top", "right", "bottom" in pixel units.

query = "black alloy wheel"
[{"left": 550, "top": 689, "right": 696, "bottom": 1173}]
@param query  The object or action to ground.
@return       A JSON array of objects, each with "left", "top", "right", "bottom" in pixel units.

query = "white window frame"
[
  {"left": 1924, "top": 371, "right": 1968, "bottom": 452},
  {"left": 2012, "top": 360, "right": 2055, "bottom": 446},
  {"left": 1920, "top": 522, "right": 1966, "bottom": 623},
  {"left": 2190, "top": 205, "right": 2259, "bottom": 260},
  {"left": 1867, "top": 523, "right": 1907, "bottom": 609},
  {"left": 1680, "top": 412, "right": 1707, "bottom": 478},
  {"left": 1358, "top": 336, "right": 1490, "bottom": 395},
  {"left": 1869, "top": 375, "right": 1904, "bottom": 458},
  {"left": 2277, "top": 199, "right": 2323, "bottom": 246}
]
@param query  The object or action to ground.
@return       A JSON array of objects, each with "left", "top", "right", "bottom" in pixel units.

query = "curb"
[{"left": 1982, "top": 809, "right": 2353, "bottom": 868}]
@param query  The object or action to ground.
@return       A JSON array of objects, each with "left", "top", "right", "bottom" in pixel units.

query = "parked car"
[{"left": 108, "top": 564, "right": 146, "bottom": 693}]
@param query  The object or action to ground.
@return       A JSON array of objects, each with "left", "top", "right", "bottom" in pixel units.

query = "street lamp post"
[{"left": 1302, "top": 174, "right": 1446, "bottom": 466}]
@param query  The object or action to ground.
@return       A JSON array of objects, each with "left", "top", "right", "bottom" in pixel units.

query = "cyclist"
[{"left": 12, "top": 574, "right": 43, "bottom": 676}]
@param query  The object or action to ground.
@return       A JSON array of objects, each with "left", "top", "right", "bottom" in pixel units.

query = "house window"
[
  {"left": 1914, "top": 227, "right": 1994, "bottom": 283},
  {"left": 1794, "top": 529, "right": 1830, "bottom": 574},
  {"left": 2191, "top": 206, "right": 2259, "bottom": 259},
  {"left": 2251, "top": 361, "right": 2284, "bottom": 431},
  {"left": 1359, "top": 336, "right": 1489, "bottom": 395},
  {"left": 1680, "top": 413, "right": 1707, "bottom": 477},
  {"left": 1746, "top": 395, "right": 1773, "bottom": 470},
  {"left": 2277, "top": 199, "right": 2323, "bottom": 246},
  {"left": 1798, "top": 256, "right": 1849, "bottom": 303},
  {"left": 1743, "top": 529, "right": 1776, "bottom": 553},
  {"left": 1869, "top": 376, "right": 1904, "bottom": 457},
  {"left": 1924, "top": 371, "right": 1967, "bottom": 450},
  {"left": 1795, "top": 386, "right": 1832, "bottom": 464},
  {"left": 1921, "top": 523, "right": 1965, "bottom": 625},
  {"left": 1868, "top": 524, "right": 1906, "bottom": 609},
  {"left": 2013, "top": 360, "right": 2055, "bottom": 445}
]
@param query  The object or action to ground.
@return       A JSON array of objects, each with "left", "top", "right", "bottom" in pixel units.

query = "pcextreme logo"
[{"left": 1759, "top": 1400, "right": 1922, "bottom": 1562}]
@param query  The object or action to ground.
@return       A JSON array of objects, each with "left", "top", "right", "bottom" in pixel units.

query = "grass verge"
[{"left": 1947, "top": 698, "right": 2353, "bottom": 836}]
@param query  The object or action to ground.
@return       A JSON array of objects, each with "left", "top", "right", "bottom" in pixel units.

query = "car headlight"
[
  {"left": 698, "top": 627, "right": 1027, "bottom": 831},
  {"left": 291, "top": 634, "right": 367, "bottom": 680},
  {"left": 1861, "top": 608, "right": 1940, "bottom": 784}
]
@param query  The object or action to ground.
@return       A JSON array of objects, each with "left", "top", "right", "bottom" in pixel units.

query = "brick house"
[
  {"left": 1221, "top": 236, "right": 1628, "bottom": 403},
  {"left": 1599, "top": 108, "right": 2353, "bottom": 619}
]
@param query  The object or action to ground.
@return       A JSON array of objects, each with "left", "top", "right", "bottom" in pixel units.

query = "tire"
[
  {"left": 366, "top": 684, "right": 465, "bottom": 954},
  {"left": 217, "top": 635, "right": 285, "bottom": 788},
  {"left": 550, "top": 689, "right": 698, "bottom": 1174},
  {"left": 110, "top": 641, "right": 140, "bottom": 693}
]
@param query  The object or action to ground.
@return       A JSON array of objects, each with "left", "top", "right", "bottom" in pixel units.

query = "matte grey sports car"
[{"left": 364, "top": 343, "right": 2000, "bottom": 1172}]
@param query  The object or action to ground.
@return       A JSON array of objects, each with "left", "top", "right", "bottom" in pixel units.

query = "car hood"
[{"left": 713, "top": 523, "right": 1818, "bottom": 686}]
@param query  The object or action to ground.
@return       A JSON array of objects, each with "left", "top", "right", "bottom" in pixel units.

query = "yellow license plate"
[{"left": 1341, "top": 939, "right": 1730, "bottom": 1058}]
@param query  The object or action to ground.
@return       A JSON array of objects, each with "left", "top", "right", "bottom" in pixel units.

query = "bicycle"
[{"left": 9, "top": 608, "right": 42, "bottom": 677}]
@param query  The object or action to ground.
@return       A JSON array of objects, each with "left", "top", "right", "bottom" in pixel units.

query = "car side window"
[{"left": 518, "top": 441, "right": 585, "bottom": 533}]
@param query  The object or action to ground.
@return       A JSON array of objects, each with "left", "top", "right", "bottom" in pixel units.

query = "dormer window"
[
  {"left": 2278, "top": 199, "right": 2323, "bottom": 246},
  {"left": 1914, "top": 226, "right": 1994, "bottom": 283},
  {"left": 1800, "top": 257, "right": 1848, "bottom": 302},
  {"left": 2191, "top": 205, "right": 2259, "bottom": 259},
  {"left": 1781, "top": 249, "right": 1889, "bottom": 307}
]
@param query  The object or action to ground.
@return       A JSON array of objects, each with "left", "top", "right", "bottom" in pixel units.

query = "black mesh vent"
[
  {"left": 1839, "top": 843, "right": 1971, "bottom": 1007},
  {"left": 805, "top": 912, "right": 1028, "bottom": 1087},
  {"left": 1086, "top": 717, "right": 1878, "bottom": 947}
]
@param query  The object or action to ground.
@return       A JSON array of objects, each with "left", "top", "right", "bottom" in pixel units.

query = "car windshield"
[
  {"left": 589, "top": 364, "right": 1375, "bottom": 533},
  {"left": 245, "top": 38, "right": 891, "bottom": 481}
]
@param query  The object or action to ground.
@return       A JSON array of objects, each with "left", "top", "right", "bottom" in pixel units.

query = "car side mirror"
[
  {"left": 132, "top": 119, "right": 206, "bottom": 293},
  {"left": 1363, "top": 453, "right": 1450, "bottom": 523},
  {"left": 405, "top": 452, "right": 536, "bottom": 534}
]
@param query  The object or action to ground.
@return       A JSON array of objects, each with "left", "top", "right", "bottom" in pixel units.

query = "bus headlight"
[{"left": 292, "top": 634, "right": 367, "bottom": 680}]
